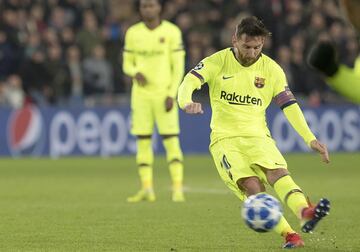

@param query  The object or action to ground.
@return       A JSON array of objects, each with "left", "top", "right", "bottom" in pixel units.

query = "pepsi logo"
[{"left": 7, "top": 105, "right": 45, "bottom": 156}]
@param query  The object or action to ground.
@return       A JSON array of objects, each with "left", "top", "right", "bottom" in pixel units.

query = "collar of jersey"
[{"left": 142, "top": 20, "right": 164, "bottom": 32}]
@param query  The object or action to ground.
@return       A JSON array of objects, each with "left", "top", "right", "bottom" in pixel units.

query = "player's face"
[
  {"left": 140, "top": 0, "right": 161, "bottom": 21},
  {"left": 232, "top": 34, "right": 265, "bottom": 66}
]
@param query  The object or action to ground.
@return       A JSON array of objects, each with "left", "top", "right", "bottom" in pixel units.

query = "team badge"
[
  {"left": 159, "top": 37, "right": 165, "bottom": 43},
  {"left": 254, "top": 77, "right": 265, "bottom": 88},
  {"left": 194, "top": 62, "right": 204, "bottom": 70}
]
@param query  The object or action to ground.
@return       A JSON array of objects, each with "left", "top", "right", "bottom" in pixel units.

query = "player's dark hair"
[
  {"left": 134, "top": 0, "right": 164, "bottom": 12},
  {"left": 235, "top": 16, "right": 271, "bottom": 38}
]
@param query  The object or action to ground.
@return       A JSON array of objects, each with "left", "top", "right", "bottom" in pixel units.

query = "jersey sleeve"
[
  {"left": 168, "top": 26, "right": 185, "bottom": 98},
  {"left": 189, "top": 54, "right": 220, "bottom": 84},
  {"left": 270, "top": 64, "right": 316, "bottom": 146},
  {"left": 122, "top": 28, "right": 137, "bottom": 77},
  {"left": 282, "top": 104, "right": 316, "bottom": 146},
  {"left": 272, "top": 66, "right": 297, "bottom": 110},
  {"left": 177, "top": 53, "right": 220, "bottom": 109}
]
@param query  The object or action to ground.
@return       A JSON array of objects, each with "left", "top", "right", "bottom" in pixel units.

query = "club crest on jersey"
[
  {"left": 159, "top": 37, "right": 165, "bottom": 43},
  {"left": 254, "top": 77, "right": 265, "bottom": 88}
]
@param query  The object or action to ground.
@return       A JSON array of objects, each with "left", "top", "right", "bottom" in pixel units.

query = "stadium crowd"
[{"left": 0, "top": 0, "right": 358, "bottom": 108}]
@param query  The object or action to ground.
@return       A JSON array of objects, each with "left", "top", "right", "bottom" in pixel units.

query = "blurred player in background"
[
  {"left": 307, "top": 0, "right": 360, "bottom": 103},
  {"left": 178, "top": 17, "right": 330, "bottom": 248},
  {"left": 123, "top": 0, "right": 185, "bottom": 202}
]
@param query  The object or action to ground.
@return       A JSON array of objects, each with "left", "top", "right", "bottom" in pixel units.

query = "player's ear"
[
  {"left": 261, "top": 36, "right": 265, "bottom": 44},
  {"left": 232, "top": 34, "right": 237, "bottom": 46}
]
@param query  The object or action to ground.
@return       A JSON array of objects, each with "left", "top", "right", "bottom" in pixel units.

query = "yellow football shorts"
[
  {"left": 209, "top": 136, "right": 288, "bottom": 201},
  {"left": 131, "top": 92, "right": 180, "bottom": 135}
]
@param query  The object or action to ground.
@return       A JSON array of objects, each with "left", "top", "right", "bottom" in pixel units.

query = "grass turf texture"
[{"left": 0, "top": 153, "right": 359, "bottom": 251}]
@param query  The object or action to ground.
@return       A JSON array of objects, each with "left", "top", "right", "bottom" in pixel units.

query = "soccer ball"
[{"left": 241, "top": 193, "right": 283, "bottom": 232}]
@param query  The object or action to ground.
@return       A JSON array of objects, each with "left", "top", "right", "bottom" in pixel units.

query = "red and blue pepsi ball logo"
[{"left": 7, "top": 105, "right": 45, "bottom": 156}]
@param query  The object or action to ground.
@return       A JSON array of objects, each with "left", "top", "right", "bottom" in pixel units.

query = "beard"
[
  {"left": 239, "top": 55, "right": 258, "bottom": 66},
  {"left": 233, "top": 47, "right": 260, "bottom": 66}
]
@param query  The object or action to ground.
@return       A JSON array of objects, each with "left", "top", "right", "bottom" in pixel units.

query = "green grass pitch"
[{"left": 0, "top": 153, "right": 359, "bottom": 251}]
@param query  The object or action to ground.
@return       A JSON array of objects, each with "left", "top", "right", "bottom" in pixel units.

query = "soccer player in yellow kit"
[
  {"left": 123, "top": 0, "right": 185, "bottom": 202},
  {"left": 178, "top": 17, "right": 331, "bottom": 248}
]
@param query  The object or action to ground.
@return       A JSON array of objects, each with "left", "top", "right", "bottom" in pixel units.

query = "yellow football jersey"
[
  {"left": 186, "top": 48, "right": 296, "bottom": 144},
  {"left": 123, "top": 20, "right": 185, "bottom": 98}
]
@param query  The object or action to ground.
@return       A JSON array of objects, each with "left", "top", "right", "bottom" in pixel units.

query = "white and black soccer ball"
[{"left": 241, "top": 193, "right": 283, "bottom": 232}]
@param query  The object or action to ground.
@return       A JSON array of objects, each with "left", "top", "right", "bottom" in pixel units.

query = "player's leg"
[
  {"left": 161, "top": 134, "right": 184, "bottom": 202},
  {"left": 252, "top": 136, "right": 330, "bottom": 233},
  {"left": 127, "top": 94, "right": 156, "bottom": 203},
  {"left": 155, "top": 96, "right": 184, "bottom": 201},
  {"left": 266, "top": 168, "right": 330, "bottom": 233},
  {"left": 265, "top": 168, "right": 308, "bottom": 219},
  {"left": 210, "top": 138, "right": 300, "bottom": 248},
  {"left": 126, "top": 135, "right": 156, "bottom": 202}
]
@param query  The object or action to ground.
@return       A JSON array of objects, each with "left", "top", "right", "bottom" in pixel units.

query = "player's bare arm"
[
  {"left": 183, "top": 102, "right": 203, "bottom": 114},
  {"left": 134, "top": 72, "right": 147, "bottom": 86},
  {"left": 310, "top": 139, "right": 330, "bottom": 163}
]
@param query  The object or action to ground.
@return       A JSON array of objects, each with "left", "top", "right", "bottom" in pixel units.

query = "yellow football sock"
[
  {"left": 273, "top": 216, "right": 296, "bottom": 237},
  {"left": 273, "top": 175, "right": 309, "bottom": 219},
  {"left": 138, "top": 166, "right": 153, "bottom": 191},
  {"left": 163, "top": 137, "right": 184, "bottom": 191},
  {"left": 136, "top": 138, "right": 154, "bottom": 191},
  {"left": 169, "top": 161, "right": 183, "bottom": 191}
]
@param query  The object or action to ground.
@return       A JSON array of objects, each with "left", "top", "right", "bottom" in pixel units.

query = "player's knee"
[
  {"left": 266, "top": 168, "right": 289, "bottom": 186},
  {"left": 136, "top": 138, "right": 154, "bottom": 165},
  {"left": 161, "top": 134, "right": 178, "bottom": 139},
  {"left": 162, "top": 136, "right": 183, "bottom": 161},
  {"left": 237, "top": 177, "right": 265, "bottom": 196},
  {"left": 169, "top": 158, "right": 182, "bottom": 164},
  {"left": 137, "top": 135, "right": 152, "bottom": 140}
]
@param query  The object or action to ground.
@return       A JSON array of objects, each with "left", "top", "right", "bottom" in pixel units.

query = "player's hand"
[
  {"left": 183, "top": 102, "right": 204, "bottom": 114},
  {"left": 134, "top": 72, "right": 147, "bottom": 86},
  {"left": 307, "top": 41, "right": 339, "bottom": 77},
  {"left": 165, "top": 96, "right": 174, "bottom": 112},
  {"left": 310, "top": 139, "right": 330, "bottom": 163}
]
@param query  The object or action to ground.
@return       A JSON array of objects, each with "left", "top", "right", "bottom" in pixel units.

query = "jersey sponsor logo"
[
  {"left": 220, "top": 91, "right": 263, "bottom": 106},
  {"left": 222, "top": 75, "right": 234, "bottom": 80},
  {"left": 137, "top": 50, "right": 164, "bottom": 57},
  {"left": 254, "top": 76, "right": 265, "bottom": 88},
  {"left": 194, "top": 62, "right": 204, "bottom": 70}
]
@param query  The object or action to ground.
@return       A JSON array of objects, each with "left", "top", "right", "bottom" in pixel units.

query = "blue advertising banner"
[{"left": 0, "top": 104, "right": 359, "bottom": 157}]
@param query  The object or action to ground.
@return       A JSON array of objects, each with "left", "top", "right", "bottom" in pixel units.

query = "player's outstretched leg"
[
  {"left": 163, "top": 136, "right": 185, "bottom": 202},
  {"left": 301, "top": 198, "right": 330, "bottom": 233},
  {"left": 273, "top": 175, "right": 330, "bottom": 233},
  {"left": 127, "top": 137, "right": 156, "bottom": 203}
]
